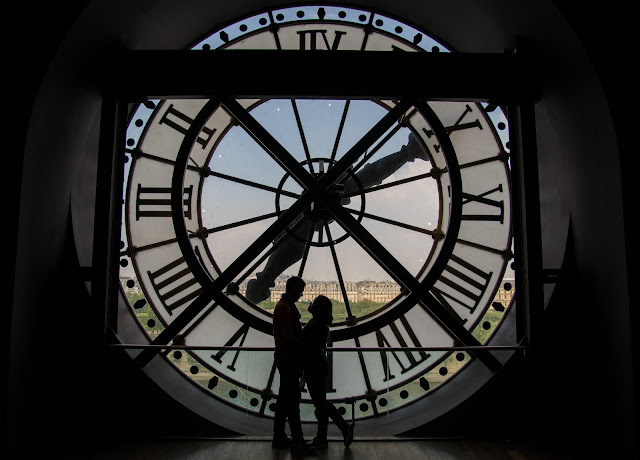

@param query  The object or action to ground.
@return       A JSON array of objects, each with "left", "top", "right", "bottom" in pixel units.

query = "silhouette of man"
[{"left": 271, "top": 276, "right": 315, "bottom": 454}]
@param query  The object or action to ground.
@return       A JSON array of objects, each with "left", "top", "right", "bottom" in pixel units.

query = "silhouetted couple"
[{"left": 271, "top": 276, "right": 354, "bottom": 454}]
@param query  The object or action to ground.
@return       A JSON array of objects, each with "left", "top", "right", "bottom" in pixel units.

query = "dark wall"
[
  {"left": 5, "top": 1, "right": 637, "bottom": 458},
  {"left": 5, "top": 1, "right": 92, "bottom": 456}
]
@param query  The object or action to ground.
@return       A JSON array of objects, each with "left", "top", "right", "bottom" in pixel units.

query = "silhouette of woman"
[{"left": 302, "top": 295, "right": 354, "bottom": 448}]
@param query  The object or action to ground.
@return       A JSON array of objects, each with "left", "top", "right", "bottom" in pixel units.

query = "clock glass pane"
[{"left": 117, "top": 4, "right": 517, "bottom": 433}]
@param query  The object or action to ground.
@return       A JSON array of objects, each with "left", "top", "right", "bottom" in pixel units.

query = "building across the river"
[
  {"left": 238, "top": 276, "right": 514, "bottom": 306},
  {"left": 238, "top": 277, "right": 401, "bottom": 304}
]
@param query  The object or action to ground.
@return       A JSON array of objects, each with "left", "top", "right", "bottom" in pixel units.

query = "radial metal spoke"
[
  {"left": 291, "top": 99, "right": 315, "bottom": 174},
  {"left": 205, "top": 169, "right": 300, "bottom": 199},
  {"left": 126, "top": 147, "right": 201, "bottom": 172},
  {"left": 200, "top": 211, "right": 281, "bottom": 236},
  {"left": 342, "top": 170, "right": 439, "bottom": 199},
  {"left": 324, "top": 222, "right": 354, "bottom": 320},
  {"left": 297, "top": 221, "right": 316, "bottom": 278},
  {"left": 345, "top": 207, "right": 441, "bottom": 237},
  {"left": 122, "top": 237, "right": 178, "bottom": 256},
  {"left": 330, "top": 100, "right": 351, "bottom": 163}
]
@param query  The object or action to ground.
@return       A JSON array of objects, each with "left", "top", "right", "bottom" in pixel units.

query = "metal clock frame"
[{"left": 96, "top": 45, "right": 542, "bottom": 429}]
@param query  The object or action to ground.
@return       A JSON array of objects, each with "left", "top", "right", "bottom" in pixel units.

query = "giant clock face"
[{"left": 118, "top": 5, "right": 515, "bottom": 434}]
